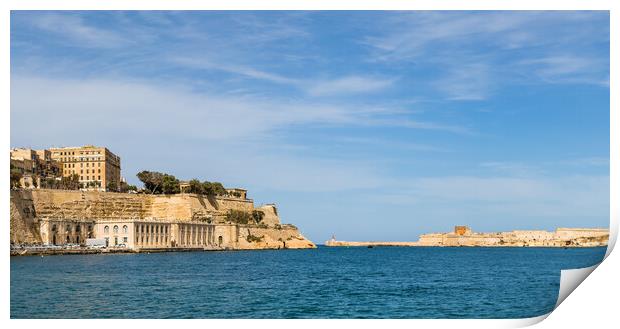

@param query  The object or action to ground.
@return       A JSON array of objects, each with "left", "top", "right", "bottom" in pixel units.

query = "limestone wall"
[
  {"left": 9, "top": 189, "right": 315, "bottom": 250},
  {"left": 237, "top": 225, "right": 316, "bottom": 249},
  {"left": 10, "top": 190, "right": 40, "bottom": 244}
]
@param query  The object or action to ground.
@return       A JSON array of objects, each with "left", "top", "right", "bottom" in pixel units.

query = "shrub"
[
  {"left": 225, "top": 209, "right": 252, "bottom": 224},
  {"left": 252, "top": 210, "right": 265, "bottom": 223},
  {"left": 246, "top": 234, "right": 264, "bottom": 243}
]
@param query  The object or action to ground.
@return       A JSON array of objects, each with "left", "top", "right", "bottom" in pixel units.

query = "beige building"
[
  {"left": 226, "top": 188, "right": 248, "bottom": 199},
  {"left": 39, "top": 218, "right": 239, "bottom": 250},
  {"left": 10, "top": 148, "right": 62, "bottom": 188},
  {"left": 50, "top": 145, "right": 121, "bottom": 191}
]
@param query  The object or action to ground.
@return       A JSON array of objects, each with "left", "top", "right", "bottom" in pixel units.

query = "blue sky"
[{"left": 10, "top": 11, "right": 610, "bottom": 242}]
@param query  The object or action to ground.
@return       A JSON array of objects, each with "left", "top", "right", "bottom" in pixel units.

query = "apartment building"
[{"left": 50, "top": 145, "right": 121, "bottom": 191}]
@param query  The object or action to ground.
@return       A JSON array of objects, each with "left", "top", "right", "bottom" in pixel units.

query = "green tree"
[
  {"left": 188, "top": 179, "right": 204, "bottom": 194},
  {"left": 161, "top": 174, "right": 180, "bottom": 194},
  {"left": 201, "top": 181, "right": 226, "bottom": 196},
  {"left": 60, "top": 174, "right": 80, "bottom": 190},
  {"left": 106, "top": 180, "right": 118, "bottom": 191},
  {"left": 136, "top": 171, "right": 164, "bottom": 194}
]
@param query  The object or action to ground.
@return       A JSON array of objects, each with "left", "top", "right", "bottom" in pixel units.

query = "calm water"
[{"left": 10, "top": 246, "right": 606, "bottom": 319}]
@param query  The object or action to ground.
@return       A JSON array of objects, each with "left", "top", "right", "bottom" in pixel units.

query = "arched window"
[
  {"left": 123, "top": 225, "right": 128, "bottom": 234},
  {"left": 104, "top": 226, "right": 109, "bottom": 234},
  {"left": 51, "top": 224, "right": 57, "bottom": 232},
  {"left": 113, "top": 225, "right": 119, "bottom": 234}
]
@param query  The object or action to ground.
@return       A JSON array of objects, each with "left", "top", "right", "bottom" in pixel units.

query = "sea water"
[{"left": 10, "top": 246, "right": 606, "bottom": 318}]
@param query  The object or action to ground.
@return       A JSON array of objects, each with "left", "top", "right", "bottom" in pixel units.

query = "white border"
[{"left": 2, "top": 1, "right": 617, "bottom": 328}]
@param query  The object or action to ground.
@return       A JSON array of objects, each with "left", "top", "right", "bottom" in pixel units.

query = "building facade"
[
  {"left": 39, "top": 218, "right": 238, "bottom": 250},
  {"left": 50, "top": 145, "right": 121, "bottom": 191}
]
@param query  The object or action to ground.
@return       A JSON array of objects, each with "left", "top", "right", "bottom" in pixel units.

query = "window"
[
  {"left": 80, "top": 163, "right": 83, "bottom": 168},
  {"left": 104, "top": 226, "right": 109, "bottom": 234},
  {"left": 86, "top": 163, "right": 89, "bottom": 167},
  {"left": 66, "top": 225, "right": 71, "bottom": 233},
  {"left": 80, "top": 176, "right": 83, "bottom": 180},
  {"left": 98, "top": 163, "right": 101, "bottom": 167},
  {"left": 113, "top": 225, "right": 119, "bottom": 234},
  {"left": 98, "top": 175, "right": 101, "bottom": 180},
  {"left": 86, "top": 169, "right": 89, "bottom": 174},
  {"left": 123, "top": 237, "right": 128, "bottom": 243},
  {"left": 123, "top": 225, "right": 128, "bottom": 234},
  {"left": 98, "top": 169, "right": 101, "bottom": 173}
]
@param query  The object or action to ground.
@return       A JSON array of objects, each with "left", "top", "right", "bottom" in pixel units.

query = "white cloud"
[
  {"left": 306, "top": 76, "right": 394, "bottom": 97},
  {"left": 432, "top": 63, "right": 491, "bottom": 101},
  {"left": 25, "top": 13, "right": 128, "bottom": 48},
  {"left": 172, "top": 56, "right": 396, "bottom": 97}
]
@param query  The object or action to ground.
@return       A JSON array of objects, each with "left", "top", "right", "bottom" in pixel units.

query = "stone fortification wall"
[
  {"left": 10, "top": 189, "right": 315, "bottom": 249},
  {"left": 19, "top": 189, "right": 266, "bottom": 223},
  {"left": 10, "top": 190, "right": 40, "bottom": 244}
]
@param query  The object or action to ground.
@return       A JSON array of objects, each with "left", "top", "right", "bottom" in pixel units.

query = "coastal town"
[{"left": 10, "top": 145, "right": 316, "bottom": 256}]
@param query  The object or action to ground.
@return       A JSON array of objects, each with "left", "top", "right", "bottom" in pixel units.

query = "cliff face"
[{"left": 9, "top": 189, "right": 316, "bottom": 249}]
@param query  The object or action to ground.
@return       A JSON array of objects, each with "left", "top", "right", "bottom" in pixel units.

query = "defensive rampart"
[{"left": 10, "top": 189, "right": 315, "bottom": 251}]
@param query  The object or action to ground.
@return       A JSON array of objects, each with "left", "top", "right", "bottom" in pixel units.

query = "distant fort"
[{"left": 325, "top": 226, "right": 609, "bottom": 248}]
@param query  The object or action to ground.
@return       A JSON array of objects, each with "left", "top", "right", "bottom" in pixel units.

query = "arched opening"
[
  {"left": 66, "top": 235, "right": 70, "bottom": 243},
  {"left": 113, "top": 225, "right": 119, "bottom": 234},
  {"left": 52, "top": 235, "right": 56, "bottom": 245},
  {"left": 104, "top": 226, "right": 109, "bottom": 234},
  {"left": 123, "top": 225, "right": 128, "bottom": 234},
  {"left": 76, "top": 236, "right": 80, "bottom": 244},
  {"left": 218, "top": 236, "right": 223, "bottom": 246}
]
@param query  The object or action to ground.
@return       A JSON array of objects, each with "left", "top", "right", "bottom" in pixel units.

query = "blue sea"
[{"left": 10, "top": 246, "right": 606, "bottom": 319}]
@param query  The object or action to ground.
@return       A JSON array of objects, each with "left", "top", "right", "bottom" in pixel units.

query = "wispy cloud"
[
  {"left": 517, "top": 55, "right": 609, "bottom": 86},
  {"left": 432, "top": 63, "right": 491, "bottom": 101},
  {"left": 11, "top": 76, "right": 466, "bottom": 143},
  {"left": 23, "top": 13, "right": 128, "bottom": 48},
  {"left": 362, "top": 11, "right": 609, "bottom": 99},
  {"left": 306, "top": 76, "right": 395, "bottom": 96}
]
